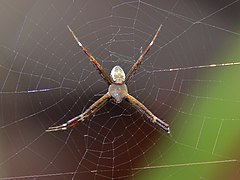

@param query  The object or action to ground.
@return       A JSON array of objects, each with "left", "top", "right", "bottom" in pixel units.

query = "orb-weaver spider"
[{"left": 46, "top": 25, "right": 170, "bottom": 134}]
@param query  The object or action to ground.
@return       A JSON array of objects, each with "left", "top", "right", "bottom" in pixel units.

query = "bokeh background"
[{"left": 0, "top": 0, "right": 240, "bottom": 179}]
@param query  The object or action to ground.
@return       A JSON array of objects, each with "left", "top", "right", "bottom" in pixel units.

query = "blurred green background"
[{"left": 136, "top": 29, "right": 240, "bottom": 179}]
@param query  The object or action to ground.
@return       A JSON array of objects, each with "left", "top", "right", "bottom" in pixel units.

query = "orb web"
[{"left": 0, "top": 0, "right": 240, "bottom": 179}]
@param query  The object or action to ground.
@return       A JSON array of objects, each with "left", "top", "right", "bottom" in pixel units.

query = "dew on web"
[{"left": 0, "top": 0, "right": 240, "bottom": 179}]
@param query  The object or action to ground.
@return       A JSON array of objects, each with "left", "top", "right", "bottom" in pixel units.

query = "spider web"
[{"left": 0, "top": 0, "right": 240, "bottom": 179}]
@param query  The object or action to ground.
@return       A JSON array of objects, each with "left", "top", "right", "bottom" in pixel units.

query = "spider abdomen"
[{"left": 108, "top": 83, "right": 128, "bottom": 103}]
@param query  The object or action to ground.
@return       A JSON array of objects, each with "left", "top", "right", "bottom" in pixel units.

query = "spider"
[{"left": 46, "top": 25, "right": 170, "bottom": 134}]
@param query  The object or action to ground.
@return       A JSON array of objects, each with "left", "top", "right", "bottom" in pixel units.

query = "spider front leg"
[
  {"left": 125, "top": 94, "right": 170, "bottom": 134},
  {"left": 67, "top": 25, "right": 112, "bottom": 85},
  {"left": 46, "top": 93, "right": 111, "bottom": 132},
  {"left": 125, "top": 25, "right": 162, "bottom": 83}
]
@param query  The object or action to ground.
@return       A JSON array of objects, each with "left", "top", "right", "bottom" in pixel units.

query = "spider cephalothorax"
[
  {"left": 109, "top": 66, "right": 128, "bottom": 103},
  {"left": 46, "top": 25, "right": 170, "bottom": 134}
]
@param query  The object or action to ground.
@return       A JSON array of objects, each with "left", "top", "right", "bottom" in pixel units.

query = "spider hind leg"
[
  {"left": 153, "top": 117, "right": 170, "bottom": 134},
  {"left": 46, "top": 118, "right": 79, "bottom": 132},
  {"left": 46, "top": 93, "right": 111, "bottom": 132},
  {"left": 125, "top": 94, "right": 170, "bottom": 134}
]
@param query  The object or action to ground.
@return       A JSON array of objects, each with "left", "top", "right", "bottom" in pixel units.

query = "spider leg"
[
  {"left": 46, "top": 93, "right": 111, "bottom": 132},
  {"left": 125, "top": 94, "right": 170, "bottom": 134},
  {"left": 67, "top": 25, "right": 112, "bottom": 85},
  {"left": 125, "top": 25, "right": 162, "bottom": 83}
]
